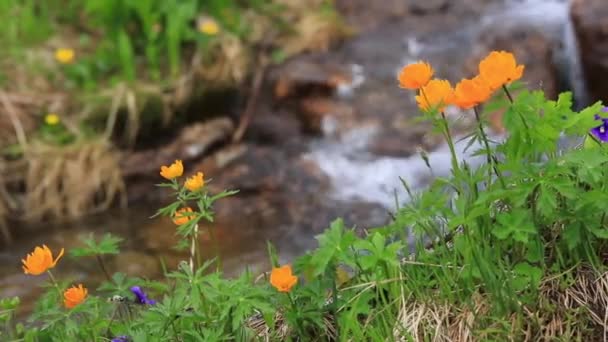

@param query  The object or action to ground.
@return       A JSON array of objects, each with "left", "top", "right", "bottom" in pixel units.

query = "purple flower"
[
  {"left": 111, "top": 336, "right": 130, "bottom": 342},
  {"left": 590, "top": 108, "right": 608, "bottom": 143},
  {"left": 130, "top": 286, "right": 156, "bottom": 305}
]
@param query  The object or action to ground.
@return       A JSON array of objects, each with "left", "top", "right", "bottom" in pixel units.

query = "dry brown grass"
[
  {"left": 19, "top": 139, "right": 126, "bottom": 223},
  {"left": 391, "top": 269, "right": 608, "bottom": 342}
]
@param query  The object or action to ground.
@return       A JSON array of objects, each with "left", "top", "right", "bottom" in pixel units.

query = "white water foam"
[{"left": 305, "top": 126, "right": 503, "bottom": 209}]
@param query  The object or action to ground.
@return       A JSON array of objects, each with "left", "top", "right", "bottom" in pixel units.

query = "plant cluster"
[{"left": 3, "top": 49, "right": 608, "bottom": 341}]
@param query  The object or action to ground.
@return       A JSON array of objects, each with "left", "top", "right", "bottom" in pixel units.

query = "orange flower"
[
  {"left": 270, "top": 264, "right": 298, "bottom": 292},
  {"left": 173, "top": 207, "right": 194, "bottom": 225},
  {"left": 64, "top": 284, "right": 87, "bottom": 309},
  {"left": 478, "top": 51, "right": 524, "bottom": 91},
  {"left": 185, "top": 172, "right": 205, "bottom": 191},
  {"left": 398, "top": 61, "right": 434, "bottom": 89},
  {"left": 22, "top": 245, "right": 64, "bottom": 275},
  {"left": 451, "top": 76, "right": 493, "bottom": 109},
  {"left": 160, "top": 160, "right": 183, "bottom": 180},
  {"left": 415, "top": 79, "right": 454, "bottom": 113}
]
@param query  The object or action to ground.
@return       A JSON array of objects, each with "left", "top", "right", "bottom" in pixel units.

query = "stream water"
[{"left": 1, "top": 0, "right": 585, "bottom": 315}]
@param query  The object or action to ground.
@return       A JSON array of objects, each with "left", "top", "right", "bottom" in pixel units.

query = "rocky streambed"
[{"left": 3, "top": 0, "right": 607, "bottom": 314}]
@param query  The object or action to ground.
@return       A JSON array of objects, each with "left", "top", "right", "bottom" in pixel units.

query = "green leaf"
[
  {"left": 70, "top": 233, "right": 123, "bottom": 257},
  {"left": 309, "top": 219, "right": 356, "bottom": 277}
]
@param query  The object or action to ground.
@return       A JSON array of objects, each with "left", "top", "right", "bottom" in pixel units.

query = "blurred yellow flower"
[
  {"left": 160, "top": 160, "right": 184, "bottom": 180},
  {"left": 22, "top": 245, "right": 64, "bottom": 275},
  {"left": 185, "top": 172, "right": 205, "bottom": 191},
  {"left": 55, "top": 48, "right": 75, "bottom": 64},
  {"left": 198, "top": 18, "right": 220, "bottom": 35},
  {"left": 45, "top": 113, "right": 60, "bottom": 126}
]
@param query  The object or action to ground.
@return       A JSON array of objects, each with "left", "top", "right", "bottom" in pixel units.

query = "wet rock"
[
  {"left": 335, "top": 0, "right": 409, "bottom": 31},
  {"left": 197, "top": 144, "right": 329, "bottom": 194},
  {"left": 242, "top": 109, "right": 302, "bottom": 145},
  {"left": 271, "top": 59, "right": 353, "bottom": 101},
  {"left": 121, "top": 117, "right": 234, "bottom": 178},
  {"left": 407, "top": 0, "right": 449, "bottom": 15},
  {"left": 571, "top": 0, "right": 608, "bottom": 103}
]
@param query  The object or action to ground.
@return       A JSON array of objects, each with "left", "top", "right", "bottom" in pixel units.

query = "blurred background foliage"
[{"left": 0, "top": 0, "right": 347, "bottom": 237}]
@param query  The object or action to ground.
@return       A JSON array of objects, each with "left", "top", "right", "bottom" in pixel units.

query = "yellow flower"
[
  {"left": 415, "top": 79, "right": 454, "bottom": 113},
  {"left": 185, "top": 172, "right": 205, "bottom": 191},
  {"left": 64, "top": 284, "right": 87, "bottom": 309},
  {"left": 173, "top": 207, "right": 194, "bottom": 225},
  {"left": 478, "top": 50, "right": 524, "bottom": 91},
  {"left": 55, "top": 48, "right": 75, "bottom": 64},
  {"left": 45, "top": 113, "right": 60, "bottom": 126},
  {"left": 398, "top": 61, "right": 434, "bottom": 90},
  {"left": 198, "top": 18, "right": 220, "bottom": 35},
  {"left": 270, "top": 264, "right": 298, "bottom": 293},
  {"left": 22, "top": 245, "right": 64, "bottom": 275},
  {"left": 160, "top": 160, "right": 184, "bottom": 180},
  {"left": 450, "top": 76, "right": 493, "bottom": 109}
]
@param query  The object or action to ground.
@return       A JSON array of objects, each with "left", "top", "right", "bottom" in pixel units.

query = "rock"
[
  {"left": 271, "top": 58, "right": 353, "bottom": 101},
  {"left": 335, "top": 0, "right": 409, "bottom": 31},
  {"left": 242, "top": 109, "right": 302, "bottom": 145},
  {"left": 407, "top": 0, "right": 449, "bottom": 15},
  {"left": 195, "top": 144, "right": 329, "bottom": 194},
  {"left": 121, "top": 117, "right": 234, "bottom": 178},
  {"left": 571, "top": 0, "right": 608, "bottom": 103}
]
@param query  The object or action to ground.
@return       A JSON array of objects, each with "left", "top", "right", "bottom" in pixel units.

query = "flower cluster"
[
  {"left": 159, "top": 160, "right": 207, "bottom": 225},
  {"left": 398, "top": 50, "right": 524, "bottom": 113},
  {"left": 22, "top": 245, "right": 88, "bottom": 309}
]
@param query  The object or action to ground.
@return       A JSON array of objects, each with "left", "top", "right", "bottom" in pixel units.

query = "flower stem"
[
  {"left": 189, "top": 224, "right": 199, "bottom": 275},
  {"left": 46, "top": 270, "right": 63, "bottom": 299},
  {"left": 440, "top": 112, "right": 460, "bottom": 174},
  {"left": 96, "top": 255, "right": 112, "bottom": 282},
  {"left": 474, "top": 106, "right": 506, "bottom": 189},
  {"left": 287, "top": 292, "right": 305, "bottom": 338}
]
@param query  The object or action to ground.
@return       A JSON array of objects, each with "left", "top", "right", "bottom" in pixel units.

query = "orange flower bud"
[
  {"left": 185, "top": 172, "right": 205, "bottom": 191},
  {"left": 270, "top": 264, "right": 298, "bottom": 293},
  {"left": 415, "top": 79, "right": 454, "bottom": 113},
  {"left": 160, "top": 160, "right": 184, "bottom": 180},
  {"left": 22, "top": 245, "right": 64, "bottom": 275},
  {"left": 478, "top": 51, "right": 524, "bottom": 91},
  {"left": 398, "top": 61, "right": 434, "bottom": 90},
  {"left": 64, "top": 284, "right": 87, "bottom": 309},
  {"left": 173, "top": 207, "right": 194, "bottom": 225}
]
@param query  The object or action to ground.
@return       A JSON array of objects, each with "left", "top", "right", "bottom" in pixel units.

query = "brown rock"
[
  {"left": 298, "top": 97, "right": 355, "bottom": 134},
  {"left": 571, "top": 0, "right": 608, "bottom": 103},
  {"left": 270, "top": 59, "right": 353, "bottom": 100},
  {"left": 407, "top": 0, "right": 449, "bottom": 15},
  {"left": 121, "top": 117, "right": 234, "bottom": 177}
]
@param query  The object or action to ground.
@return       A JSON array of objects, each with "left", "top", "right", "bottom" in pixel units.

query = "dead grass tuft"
[
  {"left": 18, "top": 139, "right": 126, "bottom": 223},
  {"left": 392, "top": 268, "right": 608, "bottom": 341}
]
